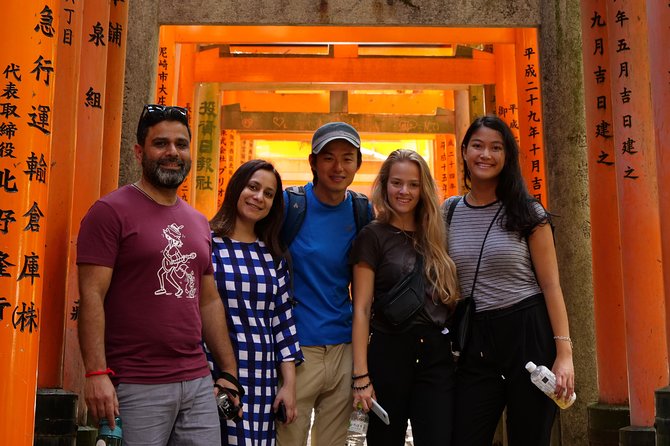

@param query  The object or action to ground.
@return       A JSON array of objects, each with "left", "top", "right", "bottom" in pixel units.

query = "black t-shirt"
[{"left": 350, "top": 221, "right": 450, "bottom": 333}]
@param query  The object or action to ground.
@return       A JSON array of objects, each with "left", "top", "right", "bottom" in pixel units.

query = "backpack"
[{"left": 280, "top": 185, "right": 372, "bottom": 248}]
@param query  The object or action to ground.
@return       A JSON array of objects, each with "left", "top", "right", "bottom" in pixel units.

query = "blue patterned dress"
[{"left": 208, "top": 236, "right": 303, "bottom": 446}]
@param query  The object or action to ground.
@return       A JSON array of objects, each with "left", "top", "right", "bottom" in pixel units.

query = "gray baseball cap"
[{"left": 311, "top": 122, "right": 361, "bottom": 154}]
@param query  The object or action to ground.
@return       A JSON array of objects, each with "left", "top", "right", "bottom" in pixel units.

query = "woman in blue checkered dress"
[{"left": 208, "top": 160, "right": 304, "bottom": 445}]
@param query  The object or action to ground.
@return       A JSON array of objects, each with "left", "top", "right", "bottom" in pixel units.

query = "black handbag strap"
[{"left": 468, "top": 204, "right": 503, "bottom": 300}]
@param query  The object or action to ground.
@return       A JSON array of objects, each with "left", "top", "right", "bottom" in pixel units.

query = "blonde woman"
[{"left": 350, "top": 149, "right": 460, "bottom": 445}]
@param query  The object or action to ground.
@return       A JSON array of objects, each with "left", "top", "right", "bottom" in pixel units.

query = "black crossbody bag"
[{"left": 375, "top": 255, "right": 425, "bottom": 326}]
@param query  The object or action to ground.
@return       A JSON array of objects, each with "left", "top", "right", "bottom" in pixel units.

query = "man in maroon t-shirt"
[{"left": 77, "top": 105, "right": 240, "bottom": 445}]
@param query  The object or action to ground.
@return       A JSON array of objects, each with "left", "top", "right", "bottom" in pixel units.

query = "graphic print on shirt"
[{"left": 154, "top": 223, "right": 197, "bottom": 298}]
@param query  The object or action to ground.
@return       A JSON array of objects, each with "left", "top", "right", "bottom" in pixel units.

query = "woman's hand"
[
  {"left": 552, "top": 353, "right": 575, "bottom": 402},
  {"left": 352, "top": 379, "right": 375, "bottom": 412}
]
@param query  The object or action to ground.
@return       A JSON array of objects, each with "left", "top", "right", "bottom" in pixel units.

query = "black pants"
[
  {"left": 367, "top": 325, "right": 455, "bottom": 446},
  {"left": 452, "top": 295, "right": 557, "bottom": 446}
]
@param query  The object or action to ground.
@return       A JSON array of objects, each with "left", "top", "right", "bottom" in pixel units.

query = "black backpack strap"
[
  {"left": 279, "top": 185, "right": 306, "bottom": 248},
  {"left": 349, "top": 190, "right": 372, "bottom": 234},
  {"left": 446, "top": 195, "right": 462, "bottom": 226}
]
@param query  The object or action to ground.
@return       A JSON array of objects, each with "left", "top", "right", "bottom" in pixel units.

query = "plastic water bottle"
[
  {"left": 346, "top": 404, "right": 368, "bottom": 446},
  {"left": 525, "top": 361, "right": 576, "bottom": 409},
  {"left": 96, "top": 417, "right": 123, "bottom": 446}
]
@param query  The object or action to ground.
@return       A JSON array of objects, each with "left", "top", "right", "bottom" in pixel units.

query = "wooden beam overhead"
[
  {"left": 221, "top": 107, "right": 455, "bottom": 134},
  {"left": 169, "top": 25, "right": 517, "bottom": 45},
  {"left": 194, "top": 50, "right": 496, "bottom": 86}
]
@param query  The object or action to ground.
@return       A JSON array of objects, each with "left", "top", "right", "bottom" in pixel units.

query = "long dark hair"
[
  {"left": 461, "top": 115, "right": 547, "bottom": 236},
  {"left": 210, "top": 159, "right": 285, "bottom": 260}
]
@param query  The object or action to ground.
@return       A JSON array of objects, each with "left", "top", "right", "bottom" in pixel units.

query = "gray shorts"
[{"left": 116, "top": 375, "right": 219, "bottom": 446}]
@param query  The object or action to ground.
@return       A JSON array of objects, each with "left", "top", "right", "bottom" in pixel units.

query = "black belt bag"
[{"left": 375, "top": 255, "right": 425, "bottom": 326}]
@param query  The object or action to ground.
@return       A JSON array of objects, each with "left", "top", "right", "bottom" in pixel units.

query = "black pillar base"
[
  {"left": 656, "top": 386, "right": 670, "bottom": 446},
  {"left": 619, "top": 426, "right": 655, "bottom": 446},
  {"left": 587, "top": 403, "right": 630, "bottom": 446},
  {"left": 34, "top": 389, "right": 78, "bottom": 446}
]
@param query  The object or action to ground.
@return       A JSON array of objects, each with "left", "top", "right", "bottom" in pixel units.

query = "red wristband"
[{"left": 85, "top": 368, "right": 115, "bottom": 378}]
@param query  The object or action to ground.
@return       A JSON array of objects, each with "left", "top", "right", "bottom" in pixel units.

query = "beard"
[{"left": 142, "top": 154, "right": 192, "bottom": 189}]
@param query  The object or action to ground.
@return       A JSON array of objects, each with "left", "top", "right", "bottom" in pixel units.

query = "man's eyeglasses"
[{"left": 140, "top": 104, "right": 189, "bottom": 124}]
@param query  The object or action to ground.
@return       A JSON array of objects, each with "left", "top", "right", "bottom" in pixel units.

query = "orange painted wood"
[
  {"left": 433, "top": 133, "right": 458, "bottom": 200},
  {"left": 648, "top": 0, "right": 670, "bottom": 363},
  {"left": 0, "top": 2, "right": 57, "bottom": 444},
  {"left": 193, "top": 49, "right": 497, "bottom": 86},
  {"left": 155, "top": 26, "right": 176, "bottom": 106},
  {"left": 170, "top": 25, "right": 517, "bottom": 45},
  {"left": 433, "top": 135, "right": 448, "bottom": 199},
  {"left": 38, "top": 0, "right": 84, "bottom": 390},
  {"left": 468, "top": 85, "right": 486, "bottom": 122},
  {"left": 606, "top": 0, "right": 668, "bottom": 426},
  {"left": 492, "top": 43, "right": 522, "bottom": 167},
  {"left": 62, "top": 0, "right": 111, "bottom": 408},
  {"left": 177, "top": 44, "right": 196, "bottom": 203},
  {"left": 219, "top": 131, "right": 236, "bottom": 207},
  {"left": 579, "top": 0, "right": 628, "bottom": 404},
  {"left": 514, "top": 28, "right": 547, "bottom": 207},
  {"left": 194, "top": 82, "right": 220, "bottom": 219},
  {"left": 100, "top": 0, "right": 128, "bottom": 195}
]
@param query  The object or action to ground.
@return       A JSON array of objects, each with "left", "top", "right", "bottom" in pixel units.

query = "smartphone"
[
  {"left": 370, "top": 399, "right": 390, "bottom": 425},
  {"left": 275, "top": 402, "right": 287, "bottom": 423}
]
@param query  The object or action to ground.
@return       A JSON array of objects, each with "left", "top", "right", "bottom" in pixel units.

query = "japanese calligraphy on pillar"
[
  {"left": 194, "top": 83, "right": 220, "bottom": 219},
  {"left": 514, "top": 29, "right": 547, "bottom": 207},
  {"left": 240, "top": 138, "right": 254, "bottom": 165},
  {"left": 1, "top": 3, "right": 56, "bottom": 336},
  {"left": 434, "top": 134, "right": 459, "bottom": 200},
  {"left": 218, "top": 131, "right": 233, "bottom": 208},
  {"left": 177, "top": 100, "right": 194, "bottom": 203},
  {"left": 155, "top": 26, "right": 176, "bottom": 106},
  {"left": 606, "top": 1, "right": 655, "bottom": 182},
  {"left": 583, "top": 6, "right": 616, "bottom": 172}
]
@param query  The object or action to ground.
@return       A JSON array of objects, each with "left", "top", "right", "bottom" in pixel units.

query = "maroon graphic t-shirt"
[{"left": 77, "top": 185, "right": 213, "bottom": 384}]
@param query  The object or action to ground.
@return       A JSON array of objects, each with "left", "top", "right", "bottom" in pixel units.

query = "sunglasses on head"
[{"left": 140, "top": 104, "right": 189, "bottom": 124}]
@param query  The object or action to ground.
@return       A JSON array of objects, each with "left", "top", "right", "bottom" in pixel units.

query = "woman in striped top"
[{"left": 445, "top": 116, "right": 574, "bottom": 446}]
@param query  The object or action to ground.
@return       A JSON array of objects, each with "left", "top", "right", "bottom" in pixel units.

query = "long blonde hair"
[{"left": 371, "top": 149, "right": 460, "bottom": 307}]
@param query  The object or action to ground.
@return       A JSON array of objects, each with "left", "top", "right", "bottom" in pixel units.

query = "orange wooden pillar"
[
  {"left": 100, "top": 0, "right": 128, "bottom": 195},
  {"left": 492, "top": 43, "right": 521, "bottom": 160},
  {"left": 155, "top": 26, "right": 176, "bottom": 106},
  {"left": 219, "top": 131, "right": 234, "bottom": 207},
  {"left": 452, "top": 89, "right": 470, "bottom": 195},
  {"left": 514, "top": 29, "right": 547, "bottom": 207},
  {"left": 579, "top": 0, "right": 629, "bottom": 406},
  {"left": 38, "top": 0, "right": 84, "bottom": 389},
  {"left": 194, "top": 83, "right": 221, "bottom": 219},
  {"left": 647, "top": 0, "right": 670, "bottom": 361},
  {"left": 0, "top": 2, "right": 57, "bottom": 444},
  {"left": 177, "top": 44, "right": 196, "bottom": 203},
  {"left": 433, "top": 134, "right": 449, "bottom": 199},
  {"left": 62, "top": 0, "right": 110, "bottom": 402},
  {"left": 605, "top": 0, "right": 668, "bottom": 430}
]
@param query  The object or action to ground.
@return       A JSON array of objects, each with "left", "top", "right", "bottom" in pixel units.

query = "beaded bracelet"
[
  {"left": 352, "top": 381, "right": 372, "bottom": 391},
  {"left": 553, "top": 336, "right": 573, "bottom": 348},
  {"left": 352, "top": 372, "right": 369, "bottom": 380}
]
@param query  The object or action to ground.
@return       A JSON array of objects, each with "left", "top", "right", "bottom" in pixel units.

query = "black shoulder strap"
[
  {"left": 349, "top": 190, "right": 372, "bottom": 234},
  {"left": 446, "top": 195, "right": 462, "bottom": 226},
  {"left": 279, "top": 185, "right": 306, "bottom": 248}
]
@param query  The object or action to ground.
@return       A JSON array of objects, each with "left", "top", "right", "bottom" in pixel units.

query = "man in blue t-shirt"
[{"left": 277, "top": 122, "right": 368, "bottom": 446}]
